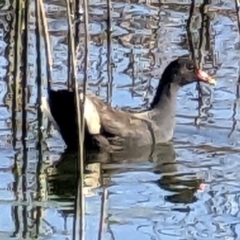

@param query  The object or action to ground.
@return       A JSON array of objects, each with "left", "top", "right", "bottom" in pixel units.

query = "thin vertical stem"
[
  {"left": 21, "top": 0, "right": 29, "bottom": 237},
  {"left": 82, "top": 0, "right": 89, "bottom": 102},
  {"left": 194, "top": 0, "right": 210, "bottom": 127},
  {"left": 186, "top": 0, "right": 197, "bottom": 65},
  {"left": 199, "top": 1, "right": 208, "bottom": 68},
  {"left": 65, "top": 0, "right": 85, "bottom": 239},
  {"left": 106, "top": 0, "right": 113, "bottom": 103},
  {"left": 186, "top": 0, "right": 203, "bottom": 127},
  {"left": 38, "top": 0, "right": 56, "bottom": 137},
  {"left": 35, "top": 1, "right": 44, "bottom": 238},
  {"left": 67, "top": 0, "right": 74, "bottom": 89},
  {"left": 98, "top": 189, "right": 109, "bottom": 240},
  {"left": 36, "top": 0, "right": 43, "bottom": 163},
  {"left": 229, "top": 0, "right": 240, "bottom": 137},
  {"left": 22, "top": 0, "right": 29, "bottom": 197},
  {"left": 39, "top": 0, "right": 52, "bottom": 90},
  {"left": 11, "top": 1, "right": 24, "bottom": 236},
  {"left": 130, "top": 49, "right": 135, "bottom": 98},
  {"left": 74, "top": 0, "right": 80, "bottom": 55},
  {"left": 12, "top": 0, "right": 23, "bottom": 147}
]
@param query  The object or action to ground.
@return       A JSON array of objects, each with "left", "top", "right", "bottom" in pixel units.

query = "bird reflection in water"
[
  {"left": 152, "top": 142, "right": 206, "bottom": 205},
  {"left": 46, "top": 141, "right": 205, "bottom": 207}
]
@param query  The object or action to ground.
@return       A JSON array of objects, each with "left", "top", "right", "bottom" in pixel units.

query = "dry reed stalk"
[
  {"left": 235, "top": 0, "right": 240, "bottom": 29},
  {"left": 12, "top": 0, "right": 23, "bottom": 114},
  {"left": 10, "top": 0, "right": 24, "bottom": 235},
  {"left": 67, "top": 0, "right": 74, "bottom": 89},
  {"left": 11, "top": 0, "right": 24, "bottom": 160},
  {"left": 186, "top": 0, "right": 203, "bottom": 126},
  {"left": 186, "top": 0, "right": 197, "bottom": 66},
  {"left": 82, "top": 0, "right": 89, "bottom": 103},
  {"left": 235, "top": 0, "right": 240, "bottom": 92},
  {"left": 35, "top": 2, "right": 46, "bottom": 238},
  {"left": 65, "top": 0, "right": 86, "bottom": 239},
  {"left": 196, "top": 1, "right": 211, "bottom": 123},
  {"left": 11, "top": 0, "right": 29, "bottom": 235},
  {"left": 20, "top": 0, "right": 29, "bottom": 236},
  {"left": 98, "top": 189, "right": 109, "bottom": 240},
  {"left": 22, "top": 0, "right": 29, "bottom": 182},
  {"left": 39, "top": 0, "right": 53, "bottom": 89},
  {"left": 228, "top": 0, "right": 240, "bottom": 137},
  {"left": 198, "top": 1, "right": 210, "bottom": 69},
  {"left": 106, "top": 0, "right": 113, "bottom": 103}
]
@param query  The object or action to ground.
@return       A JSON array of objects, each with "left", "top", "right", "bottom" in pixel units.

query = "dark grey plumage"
[{"left": 42, "top": 57, "right": 215, "bottom": 152}]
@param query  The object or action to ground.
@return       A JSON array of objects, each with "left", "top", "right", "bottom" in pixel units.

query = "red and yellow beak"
[{"left": 195, "top": 69, "right": 216, "bottom": 86}]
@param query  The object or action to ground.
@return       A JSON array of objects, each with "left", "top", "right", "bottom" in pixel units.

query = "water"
[{"left": 1, "top": 0, "right": 240, "bottom": 239}]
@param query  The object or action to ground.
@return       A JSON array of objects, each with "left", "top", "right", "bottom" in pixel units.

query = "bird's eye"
[{"left": 186, "top": 63, "right": 195, "bottom": 70}]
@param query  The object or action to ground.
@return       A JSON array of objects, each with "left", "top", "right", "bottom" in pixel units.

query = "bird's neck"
[
  {"left": 147, "top": 80, "right": 180, "bottom": 141},
  {"left": 151, "top": 79, "right": 180, "bottom": 111}
]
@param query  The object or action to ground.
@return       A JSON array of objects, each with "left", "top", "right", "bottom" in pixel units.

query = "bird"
[{"left": 41, "top": 56, "right": 216, "bottom": 153}]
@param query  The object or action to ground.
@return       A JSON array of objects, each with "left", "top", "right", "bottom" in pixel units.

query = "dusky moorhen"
[{"left": 42, "top": 56, "right": 216, "bottom": 152}]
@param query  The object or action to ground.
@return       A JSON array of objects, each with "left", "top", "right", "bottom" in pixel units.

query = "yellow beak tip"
[{"left": 208, "top": 78, "right": 216, "bottom": 86}]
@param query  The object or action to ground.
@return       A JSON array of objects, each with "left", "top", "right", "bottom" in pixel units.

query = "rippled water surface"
[{"left": 1, "top": 0, "right": 240, "bottom": 239}]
